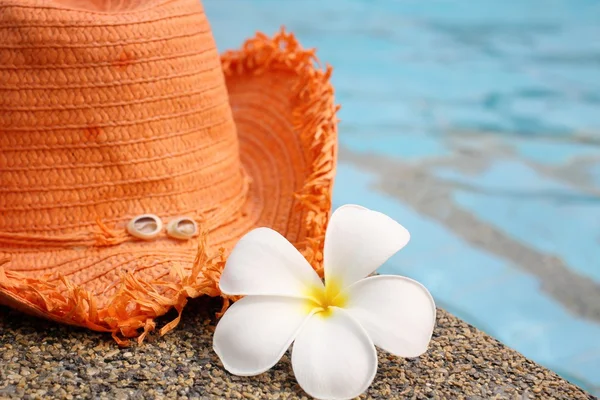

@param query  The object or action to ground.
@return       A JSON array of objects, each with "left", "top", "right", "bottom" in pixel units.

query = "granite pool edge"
[{"left": 0, "top": 297, "right": 596, "bottom": 399}]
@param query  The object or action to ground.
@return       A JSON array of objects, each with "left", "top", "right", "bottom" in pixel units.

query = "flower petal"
[
  {"left": 219, "top": 227, "right": 324, "bottom": 297},
  {"left": 344, "top": 275, "right": 436, "bottom": 358},
  {"left": 291, "top": 308, "right": 377, "bottom": 400},
  {"left": 213, "top": 295, "right": 315, "bottom": 376},
  {"left": 324, "top": 204, "right": 410, "bottom": 289}
]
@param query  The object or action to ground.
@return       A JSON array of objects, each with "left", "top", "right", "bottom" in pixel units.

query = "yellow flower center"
[{"left": 305, "top": 278, "right": 348, "bottom": 318}]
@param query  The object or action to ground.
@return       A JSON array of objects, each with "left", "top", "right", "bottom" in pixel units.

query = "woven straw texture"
[{"left": 0, "top": 0, "right": 338, "bottom": 345}]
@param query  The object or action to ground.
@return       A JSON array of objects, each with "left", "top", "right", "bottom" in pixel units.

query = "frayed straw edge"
[
  {"left": 0, "top": 236, "right": 225, "bottom": 347},
  {"left": 222, "top": 27, "right": 338, "bottom": 276}
]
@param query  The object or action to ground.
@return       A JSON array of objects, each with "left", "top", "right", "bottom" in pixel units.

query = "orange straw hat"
[{"left": 0, "top": 0, "right": 337, "bottom": 345}]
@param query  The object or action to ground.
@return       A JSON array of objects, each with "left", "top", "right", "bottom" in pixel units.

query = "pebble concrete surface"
[{"left": 0, "top": 297, "right": 595, "bottom": 400}]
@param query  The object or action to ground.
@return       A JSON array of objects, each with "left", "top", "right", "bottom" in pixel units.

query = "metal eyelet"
[
  {"left": 127, "top": 214, "right": 163, "bottom": 240},
  {"left": 166, "top": 216, "right": 198, "bottom": 240}
]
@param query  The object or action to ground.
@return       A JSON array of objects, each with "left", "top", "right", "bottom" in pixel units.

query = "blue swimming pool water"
[{"left": 205, "top": 0, "right": 600, "bottom": 395}]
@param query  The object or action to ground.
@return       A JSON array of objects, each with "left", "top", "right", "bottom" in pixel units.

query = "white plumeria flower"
[{"left": 213, "top": 204, "right": 436, "bottom": 400}]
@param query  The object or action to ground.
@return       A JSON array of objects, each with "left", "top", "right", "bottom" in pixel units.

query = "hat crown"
[
  {"left": 43, "top": 0, "right": 167, "bottom": 13},
  {"left": 0, "top": 0, "right": 246, "bottom": 237}
]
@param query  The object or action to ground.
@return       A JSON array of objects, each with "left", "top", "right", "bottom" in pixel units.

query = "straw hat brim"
[{"left": 0, "top": 31, "right": 337, "bottom": 345}]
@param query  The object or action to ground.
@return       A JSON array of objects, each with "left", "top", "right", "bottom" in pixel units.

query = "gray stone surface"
[{"left": 0, "top": 298, "right": 595, "bottom": 399}]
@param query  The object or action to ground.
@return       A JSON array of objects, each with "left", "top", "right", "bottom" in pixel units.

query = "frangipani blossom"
[{"left": 213, "top": 204, "right": 436, "bottom": 400}]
